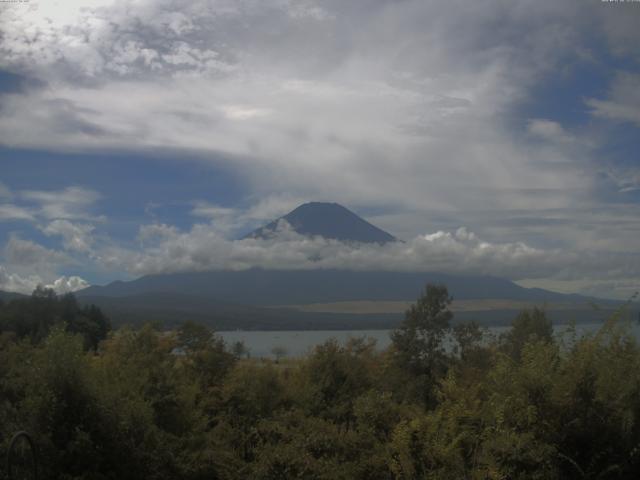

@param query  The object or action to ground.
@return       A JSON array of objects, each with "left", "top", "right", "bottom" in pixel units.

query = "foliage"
[
  {"left": 0, "top": 288, "right": 110, "bottom": 350},
  {"left": 1, "top": 285, "right": 640, "bottom": 479},
  {"left": 501, "top": 307, "right": 553, "bottom": 359},
  {"left": 390, "top": 284, "right": 453, "bottom": 407}
]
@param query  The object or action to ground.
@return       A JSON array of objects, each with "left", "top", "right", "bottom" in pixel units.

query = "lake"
[{"left": 219, "top": 321, "right": 640, "bottom": 358}]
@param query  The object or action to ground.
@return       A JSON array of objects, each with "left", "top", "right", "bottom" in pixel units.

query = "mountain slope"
[
  {"left": 0, "top": 290, "right": 27, "bottom": 302},
  {"left": 77, "top": 269, "right": 593, "bottom": 305},
  {"left": 75, "top": 270, "right": 626, "bottom": 330},
  {"left": 244, "top": 202, "right": 397, "bottom": 243}
]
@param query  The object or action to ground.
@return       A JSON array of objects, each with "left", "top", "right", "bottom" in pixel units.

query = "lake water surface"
[{"left": 219, "top": 322, "right": 640, "bottom": 358}]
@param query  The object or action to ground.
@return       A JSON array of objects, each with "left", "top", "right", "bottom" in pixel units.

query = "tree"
[
  {"left": 32, "top": 285, "right": 56, "bottom": 300},
  {"left": 232, "top": 340, "right": 250, "bottom": 359},
  {"left": 390, "top": 284, "right": 453, "bottom": 407},
  {"left": 297, "top": 338, "right": 376, "bottom": 428},
  {"left": 177, "top": 320, "right": 214, "bottom": 353},
  {"left": 452, "top": 320, "right": 485, "bottom": 361},
  {"left": 0, "top": 289, "right": 110, "bottom": 349},
  {"left": 80, "top": 304, "right": 111, "bottom": 349},
  {"left": 502, "top": 307, "right": 553, "bottom": 359},
  {"left": 63, "top": 295, "right": 111, "bottom": 350},
  {"left": 271, "top": 345, "right": 288, "bottom": 363},
  {"left": 177, "top": 320, "right": 236, "bottom": 390}
]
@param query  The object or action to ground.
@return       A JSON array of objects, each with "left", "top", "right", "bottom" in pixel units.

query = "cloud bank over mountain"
[
  {"left": 2, "top": 194, "right": 638, "bottom": 299},
  {"left": 104, "top": 219, "right": 638, "bottom": 286}
]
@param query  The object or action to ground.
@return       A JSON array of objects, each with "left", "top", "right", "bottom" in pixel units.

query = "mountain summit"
[{"left": 244, "top": 202, "right": 397, "bottom": 244}]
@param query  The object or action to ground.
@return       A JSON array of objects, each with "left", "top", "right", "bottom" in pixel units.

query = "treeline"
[
  {"left": 1, "top": 286, "right": 640, "bottom": 479},
  {"left": 0, "top": 286, "right": 110, "bottom": 349}
]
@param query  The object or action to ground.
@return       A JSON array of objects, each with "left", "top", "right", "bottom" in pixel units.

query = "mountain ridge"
[
  {"left": 76, "top": 268, "right": 596, "bottom": 305},
  {"left": 74, "top": 270, "right": 624, "bottom": 330}
]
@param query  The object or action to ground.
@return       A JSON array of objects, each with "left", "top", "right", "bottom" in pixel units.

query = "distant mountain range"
[
  {"left": 244, "top": 202, "right": 397, "bottom": 244},
  {"left": 77, "top": 269, "right": 588, "bottom": 305},
  {"left": 73, "top": 268, "right": 623, "bottom": 329},
  {"left": 3, "top": 202, "right": 630, "bottom": 330},
  {"left": 0, "top": 290, "right": 25, "bottom": 303}
]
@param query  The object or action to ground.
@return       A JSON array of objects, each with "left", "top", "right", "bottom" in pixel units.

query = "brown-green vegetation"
[
  {"left": 270, "top": 299, "right": 597, "bottom": 315},
  {"left": 1, "top": 285, "right": 640, "bottom": 479}
]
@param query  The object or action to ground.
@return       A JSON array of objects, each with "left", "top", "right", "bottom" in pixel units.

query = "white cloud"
[
  {"left": 20, "top": 186, "right": 101, "bottom": 220},
  {"left": 587, "top": 72, "right": 640, "bottom": 127},
  {"left": 190, "top": 194, "right": 306, "bottom": 236},
  {"left": 244, "top": 195, "right": 307, "bottom": 223},
  {"left": 137, "top": 223, "right": 180, "bottom": 245},
  {"left": 603, "top": 167, "right": 640, "bottom": 194},
  {"left": 527, "top": 119, "right": 574, "bottom": 144},
  {"left": 0, "top": 265, "right": 89, "bottom": 295},
  {"left": 0, "top": 265, "right": 43, "bottom": 295},
  {"left": 221, "top": 105, "right": 271, "bottom": 121},
  {"left": 190, "top": 202, "right": 237, "bottom": 220},
  {"left": 46, "top": 275, "right": 90, "bottom": 294},
  {"left": 93, "top": 220, "right": 638, "bottom": 290},
  {"left": 3, "top": 235, "right": 71, "bottom": 270},
  {"left": 63, "top": 210, "right": 639, "bottom": 299},
  {"left": 0, "top": 0, "right": 234, "bottom": 79},
  {"left": 0, "top": 186, "right": 102, "bottom": 224},
  {"left": 0, "top": 204, "right": 35, "bottom": 222},
  {"left": 0, "top": 234, "right": 88, "bottom": 294},
  {"left": 0, "top": 188, "right": 103, "bottom": 291},
  {"left": 0, "top": 0, "right": 604, "bottom": 218},
  {"left": 42, "top": 219, "right": 95, "bottom": 252},
  {"left": 1, "top": 193, "right": 638, "bottom": 298}
]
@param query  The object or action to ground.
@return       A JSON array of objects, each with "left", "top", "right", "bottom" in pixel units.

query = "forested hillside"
[{"left": 1, "top": 287, "right": 639, "bottom": 479}]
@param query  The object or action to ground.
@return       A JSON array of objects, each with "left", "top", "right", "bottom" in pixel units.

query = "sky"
[{"left": 1, "top": 0, "right": 639, "bottom": 299}]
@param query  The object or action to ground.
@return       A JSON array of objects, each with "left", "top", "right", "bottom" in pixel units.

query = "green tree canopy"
[{"left": 390, "top": 284, "right": 453, "bottom": 406}]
